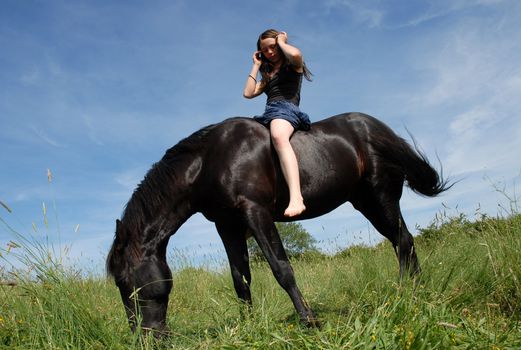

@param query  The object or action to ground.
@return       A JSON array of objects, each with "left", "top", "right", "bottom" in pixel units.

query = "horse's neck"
[
  {"left": 124, "top": 194, "right": 193, "bottom": 262},
  {"left": 126, "top": 156, "right": 201, "bottom": 248},
  {"left": 145, "top": 203, "right": 192, "bottom": 239}
]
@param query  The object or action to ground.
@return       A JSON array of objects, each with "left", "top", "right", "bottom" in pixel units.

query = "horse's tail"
[{"left": 368, "top": 125, "right": 451, "bottom": 197}]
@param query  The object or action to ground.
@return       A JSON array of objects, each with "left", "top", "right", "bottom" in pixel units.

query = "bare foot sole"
[{"left": 284, "top": 202, "right": 306, "bottom": 217}]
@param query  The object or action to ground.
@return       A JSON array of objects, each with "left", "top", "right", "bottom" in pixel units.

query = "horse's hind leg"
[
  {"left": 240, "top": 201, "right": 319, "bottom": 327},
  {"left": 395, "top": 213, "right": 421, "bottom": 278},
  {"left": 351, "top": 184, "right": 420, "bottom": 278},
  {"left": 215, "top": 219, "right": 252, "bottom": 306}
]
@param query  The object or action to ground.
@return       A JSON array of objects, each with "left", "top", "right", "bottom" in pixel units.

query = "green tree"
[{"left": 248, "top": 222, "right": 319, "bottom": 260}]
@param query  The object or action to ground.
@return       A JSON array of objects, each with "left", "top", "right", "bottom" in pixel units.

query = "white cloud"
[
  {"left": 401, "top": 0, "right": 506, "bottom": 27},
  {"left": 3, "top": 1, "right": 521, "bottom": 273},
  {"left": 114, "top": 167, "right": 148, "bottom": 192},
  {"left": 19, "top": 68, "right": 41, "bottom": 86},
  {"left": 324, "top": 0, "right": 384, "bottom": 28},
  {"left": 402, "top": 4, "right": 521, "bottom": 178},
  {"left": 82, "top": 115, "right": 104, "bottom": 146},
  {"left": 323, "top": 0, "right": 507, "bottom": 29},
  {"left": 30, "top": 125, "right": 63, "bottom": 148}
]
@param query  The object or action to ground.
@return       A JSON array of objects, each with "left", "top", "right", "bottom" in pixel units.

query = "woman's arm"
[
  {"left": 243, "top": 51, "right": 266, "bottom": 99},
  {"left": 276, "top": 32, "right": 303, "bottom": 72}
]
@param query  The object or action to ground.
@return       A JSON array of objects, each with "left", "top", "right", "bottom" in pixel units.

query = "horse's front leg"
[
  {"left": 241, "top": 202, "right": 319, "bottom": 327},
  {"left": 215, "top": 219, "right": 252, "bottom": 306}
]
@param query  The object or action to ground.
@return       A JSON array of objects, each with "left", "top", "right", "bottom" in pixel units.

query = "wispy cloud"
[
  {"left": 30, "top": 125, "right": 63, "bottom": 147},
  {"left": 399, "top": 0, "right": 506, "bottom": 27},
  {"left": 324, "top": 0, "right": 509, "bottom": 29},
  {"left": 19, "top": 69, "right": 41, "bottom": 86},
  {"left": 114, "top": 167, "right": 148, "bottom": 193},
  {"left": 401, "top": 3, "right": 521, "bottom": 178},
  {"left": 2, "top": 1, "right": 520, "bottom": 271},
  {"left": 81, "top": 114, "right": 104, "bottom": 146},
  {"left": 324, "top": 0, "right": 384, "bottom": 28}
]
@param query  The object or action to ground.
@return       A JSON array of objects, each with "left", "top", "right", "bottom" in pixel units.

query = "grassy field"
[{"left": 1, "top": 210, "right": 520, "bottom": 349}]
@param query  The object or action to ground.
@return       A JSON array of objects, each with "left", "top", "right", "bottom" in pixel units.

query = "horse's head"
[{"left": 107, "top": 219, "right": 172, "bottom": 335}]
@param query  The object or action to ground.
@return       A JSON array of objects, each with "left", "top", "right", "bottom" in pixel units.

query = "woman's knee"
[
  {"left": 271, "top": 132, "right": 290, "bottom": 149},
  {"left": 270, "top": 120, "right": 294, "bottom": 148}
]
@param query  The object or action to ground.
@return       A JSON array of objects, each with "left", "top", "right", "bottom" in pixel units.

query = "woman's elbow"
[
  {"left": 243, "top": 91, "right": 253, "bottom": 99},
  {"left": 288, "top": 48, "right": 302, "bottom": 59},
  {"left": 288, "top": 51, "right": 303, "bottom": 65}
]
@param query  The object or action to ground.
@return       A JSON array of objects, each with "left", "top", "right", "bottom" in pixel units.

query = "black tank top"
[{"left": 264, "top": 65, "right": 303, "bottom": 106}]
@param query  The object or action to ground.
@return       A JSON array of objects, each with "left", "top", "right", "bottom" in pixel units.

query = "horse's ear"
[
  {"left": 116, "top": 219, "right": 122, "bottom": 233},
  {"left": 115, "top": 219, "right": 125, "bottom": 242}
]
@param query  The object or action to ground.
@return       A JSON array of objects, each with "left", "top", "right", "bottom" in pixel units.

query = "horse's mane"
[
  {"left": 120, "top": 122, "right": 219, "bottom": 239},
  {"left": 107, "top": 118, "right": 248, "bottom": 276}
]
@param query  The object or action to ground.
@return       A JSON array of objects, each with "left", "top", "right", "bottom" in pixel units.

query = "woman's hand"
[
  {"left": 276, "top": 31, "right": 288, "bottom": 45},
  {"left": 275, "top": 31, "right": 303, "bottom": 70},
  {"left": 252, "top": 51, "right": 262, "bottom": 66}
]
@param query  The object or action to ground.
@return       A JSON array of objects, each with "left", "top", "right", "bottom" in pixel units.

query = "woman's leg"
[{"left": 270, "top": 119, "right": 306, "bottom": 217}]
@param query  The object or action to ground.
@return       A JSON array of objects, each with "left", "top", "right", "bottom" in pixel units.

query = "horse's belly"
[{"left": 298, "top": 167, "right": 360, "bottom": 218}]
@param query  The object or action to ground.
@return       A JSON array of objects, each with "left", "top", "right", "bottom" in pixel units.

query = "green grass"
[{"left": 1, "top": 212, "right": 520, "bottom": 349}]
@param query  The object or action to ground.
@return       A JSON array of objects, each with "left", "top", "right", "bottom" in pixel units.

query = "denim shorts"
[{"left": 254, "top": 100, "right": 311, "bottom": 131}]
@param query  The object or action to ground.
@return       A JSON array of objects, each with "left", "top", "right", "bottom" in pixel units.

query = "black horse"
[{"left": 107, "top": 112, "right": 449, "bottom": 333}]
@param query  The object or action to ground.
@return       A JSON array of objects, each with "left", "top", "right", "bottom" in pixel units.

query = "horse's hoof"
[
  {"left": 142, "top": 325, "right": 171, "bottom": 338},
  {"left": 301, "top": 316, "right": 321, "bottom": 329}
]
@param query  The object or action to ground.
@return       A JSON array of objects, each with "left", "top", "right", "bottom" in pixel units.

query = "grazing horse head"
[
  {"left": 107, "top": 219, "right": 172, "bottom": 333},
  {"left": 107, "top": 113, "right": 450, "bottom": 334}
]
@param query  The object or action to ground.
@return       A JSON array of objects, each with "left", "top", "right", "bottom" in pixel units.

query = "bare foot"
[{"left": 284, "top": 200, "right": 306, "bottom": 217}]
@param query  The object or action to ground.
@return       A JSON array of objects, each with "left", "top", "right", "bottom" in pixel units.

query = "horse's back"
[
  {"left": 197, "top": 114, "right": 380, "bottom": 219},
  {"left": 217, "top": 112, "right": 378, "bottom": 132}
]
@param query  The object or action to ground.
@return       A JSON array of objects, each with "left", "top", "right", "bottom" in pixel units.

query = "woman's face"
[{"left": 259, "top": 37, "right": 280, "bottom": 63}]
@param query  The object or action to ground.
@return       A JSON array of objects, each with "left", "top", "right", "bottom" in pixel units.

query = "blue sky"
[{"left": 1, "top": 0, "right": 520, "bottom": 273}]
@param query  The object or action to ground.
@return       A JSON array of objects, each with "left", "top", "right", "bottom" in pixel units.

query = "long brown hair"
[{"left": 256, "top": 29, "right": 313, "bottom": 82}]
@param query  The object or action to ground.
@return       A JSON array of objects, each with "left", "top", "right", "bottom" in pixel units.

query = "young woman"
[{"left": 243, "top": 29, "right": 312, "bottom": 217}]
